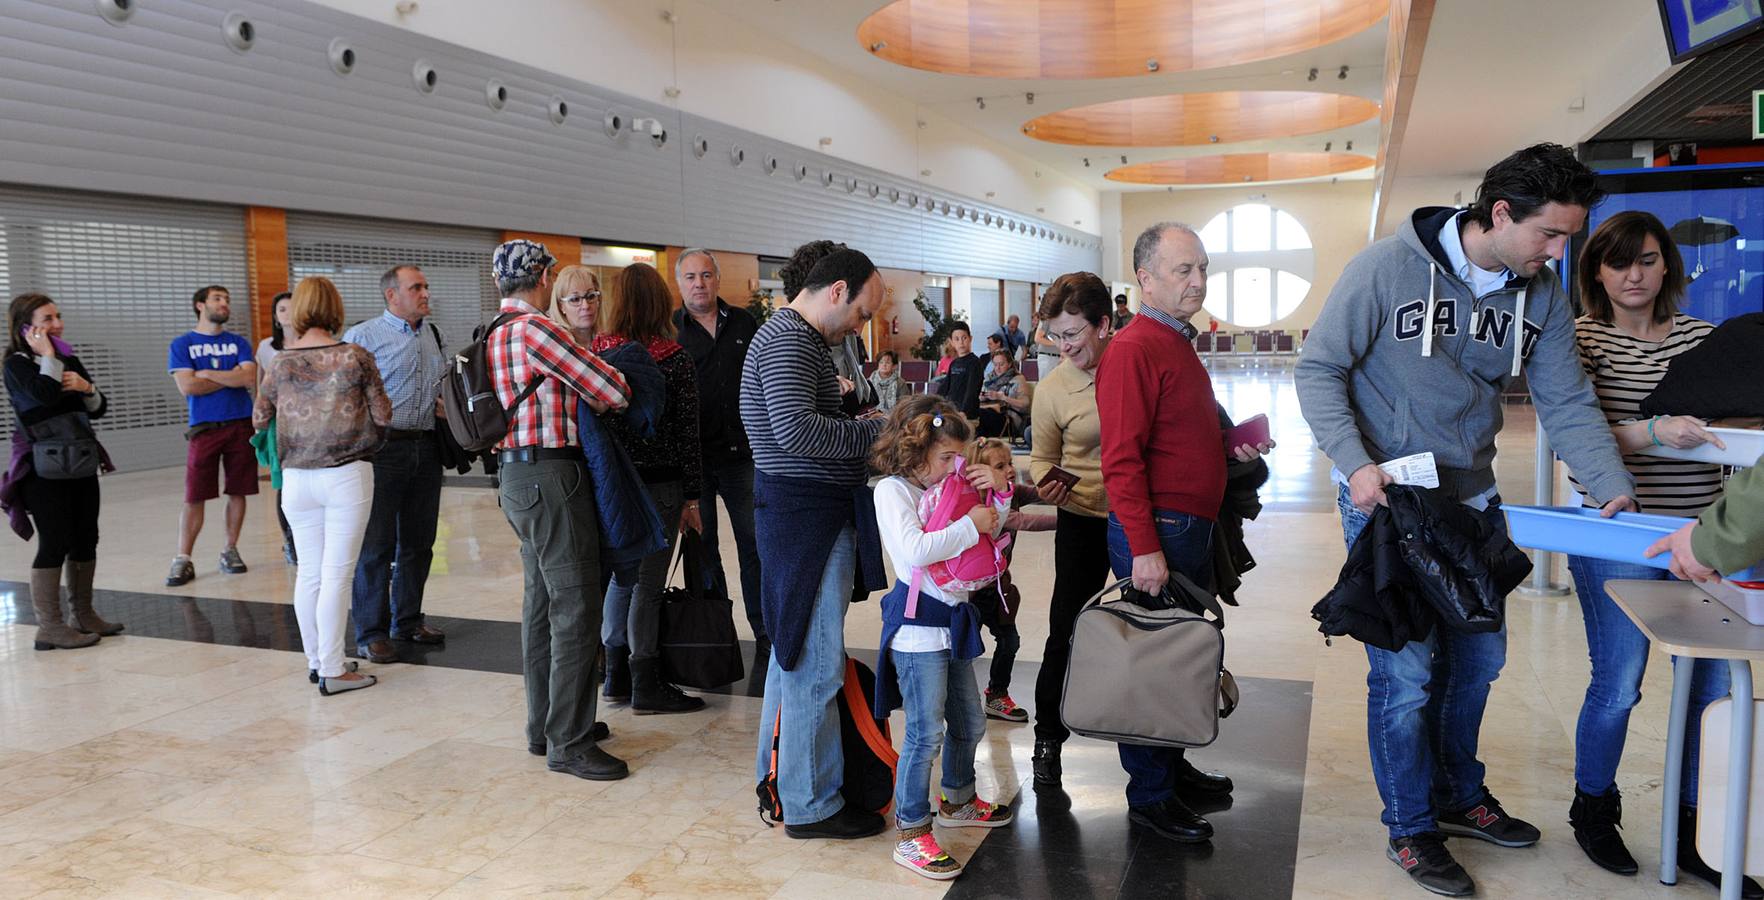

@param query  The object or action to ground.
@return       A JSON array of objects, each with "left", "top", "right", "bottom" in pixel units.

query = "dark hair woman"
[
  {"left": 2, "top": 293, "right": 118, "bottom": 650},
  {"left": 594, "top": 263, "right": 708, "bottom": 714},
  {"left": 256, "top": 290, "right": 298, "bottom": 565}
]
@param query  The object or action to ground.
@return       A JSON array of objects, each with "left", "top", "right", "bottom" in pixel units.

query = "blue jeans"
[
  {"left": 351, "top": 436, "right": 443, "bottom": 645},
  {"left": 701, "top": 459, "right": 765, "bottom": 640},
  {"left": 752, "top": 526, "right": 857, "bottom": 825},
  {"left": 892, "top": 648, "right": 984, "bottom": 828},
  {"left": 1106, "top": 510, "right": 1213, "bottom": 808},
  {"left": 1568, "top": 554, "right": 1729, "bottom": 805},
  {"left": 1338, "top": 484, "right": 1508, "bottom": 838}
]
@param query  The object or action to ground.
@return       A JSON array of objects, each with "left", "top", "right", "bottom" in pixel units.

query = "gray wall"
[{"left": 0, "top": 0, "right": 1101, "bottom": 283}]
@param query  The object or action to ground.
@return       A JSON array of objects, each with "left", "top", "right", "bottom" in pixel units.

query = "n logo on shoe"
[
  {"left": 1468, "top": 805, "right": 1499, "bottom": 828},
  {"left": 1397, "top": 848, "right": 1418, "bottom": 870}
]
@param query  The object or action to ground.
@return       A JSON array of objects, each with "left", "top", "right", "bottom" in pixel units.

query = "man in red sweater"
[{"left": 1097, "top": 222, "right": 1264, "bottom": 844}]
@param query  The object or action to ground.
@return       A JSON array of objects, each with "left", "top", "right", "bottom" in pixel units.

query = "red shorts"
[{"left": 185, "top": 419, "right": 259, "bottom": 504}]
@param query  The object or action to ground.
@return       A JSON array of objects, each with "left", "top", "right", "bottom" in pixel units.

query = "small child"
[
  {"left": 967, "top": 438, "right": 1056, "bottom": 722},
  {"left": 869, "top": 394, "right": 1015, "bottom": 880}
]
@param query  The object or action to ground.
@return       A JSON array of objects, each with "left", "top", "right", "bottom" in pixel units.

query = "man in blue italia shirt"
[{"left": 344, "top": 265, "right": 448, "bottom": 663}]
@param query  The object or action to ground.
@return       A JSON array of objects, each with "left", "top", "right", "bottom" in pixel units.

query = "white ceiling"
[{"left": 696, "top": 0, "right": 1390, "bottom": 192}]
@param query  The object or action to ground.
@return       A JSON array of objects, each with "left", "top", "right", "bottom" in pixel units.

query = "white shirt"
[
  {"left": 873, "top": 475, "right": 1010, "bottom": 653},
  {"left": 1438, "top": 210, "right": 1514, "bottom": 299}
]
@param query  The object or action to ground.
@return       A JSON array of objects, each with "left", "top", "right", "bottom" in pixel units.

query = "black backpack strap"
[{"left": 484, "top": 311, "right": 547, "bottom": 414}]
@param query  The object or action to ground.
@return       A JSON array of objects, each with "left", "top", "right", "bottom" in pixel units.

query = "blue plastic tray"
[{"left": 1504, "top": 505, "right": 1760, "bottom": 581}]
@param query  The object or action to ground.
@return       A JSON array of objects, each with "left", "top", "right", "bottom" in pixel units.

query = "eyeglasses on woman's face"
[
  {"left": 1048, "top": 322, "right": 1092, "bottom": 345},
  {"left": 561, "top": 290, "right": 601, "bottom": 305}
]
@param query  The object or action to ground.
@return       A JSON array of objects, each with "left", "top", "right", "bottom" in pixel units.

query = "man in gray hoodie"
[{"left": 1296, "top": 143, "right": 1636, "bottom": 897}]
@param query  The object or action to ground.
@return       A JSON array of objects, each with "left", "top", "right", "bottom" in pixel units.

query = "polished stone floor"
[{"left": 0, "top": 366, "right": 1737, "bottom": 898}]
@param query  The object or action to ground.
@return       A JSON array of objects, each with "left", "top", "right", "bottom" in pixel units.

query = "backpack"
[
  {"left": 441, "top": 311, "right": 544, "bottom": 453},
  {"left": 757, "top": 657, "right": 898, "bottom": 825},
  {"left": 908, "top": 457, "right": 1009, "bottom": 617}
]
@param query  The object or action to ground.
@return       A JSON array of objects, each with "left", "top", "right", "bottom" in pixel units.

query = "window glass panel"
[
  {"left": 1231, "top": 267, "right": 1273, "bottom": 327},
  {"left": 1275, "top": 210, "right": 1313, "bottom": 250},
  {"left": 1276, "top": 270, "right": 1312, "bottom": 321},
  {"left": 1204, "top": 272, "right": 1229, "bottom": 322},
  {"left": 1231, "top": 203, "right": 1271, "bottom": 253},
  {"left": 1198, "top": 213, "right": 1230, "bottom": 255}
]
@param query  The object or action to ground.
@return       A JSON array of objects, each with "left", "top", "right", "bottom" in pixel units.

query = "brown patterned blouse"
[{"left": 252, "top": 342, "right": 392, "bottom": 469}]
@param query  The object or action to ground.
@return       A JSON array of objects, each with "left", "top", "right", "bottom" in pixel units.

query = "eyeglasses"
[
  {"left": 561, "top": 291, "right": 601, "bottom": 305},
  {"left": 1048, "top": 322, "right": 1093, "bottom": 344}
]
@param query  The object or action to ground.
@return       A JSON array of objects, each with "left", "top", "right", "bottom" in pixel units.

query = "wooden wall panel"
[{"left": 245, "top": 206, "right": 288, "bottom": 347}]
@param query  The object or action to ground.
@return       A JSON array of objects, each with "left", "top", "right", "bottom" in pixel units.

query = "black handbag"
[
  {"left": 659, "top": 529, "right": 746, "bottom": 690},
  {"left": 28, "top": 412, "right": 100, "bottom": 480}
]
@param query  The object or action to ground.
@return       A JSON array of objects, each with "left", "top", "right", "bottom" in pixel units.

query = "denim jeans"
[
  {"left": 1106, "top": 509, "right": 1214, "bottom": 808},
  {"left": 752, "top": 526, "right": 857, "bottom": 825},
  {"left": 350, "top": 436, "right": 443, "bottom": 645},
  {"left": 1338, "top": 484, "right": 1508, "bottom": 838},
  {"left": 602, "top": 480, "right": 685, "bottom": 661},
  {"left": 892, "top": 647, "right": 985, "bottom": 827},
  {"left": 1568, "top": 553, "right": 1729, "bottom": 805},
  {"left": 701, "top": 459, "right": 765, "bottom": 640}
]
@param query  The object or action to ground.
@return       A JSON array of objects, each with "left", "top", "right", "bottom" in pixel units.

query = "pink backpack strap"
[{"left": 905, "top": 567, "right": 923, "bottom": 619}]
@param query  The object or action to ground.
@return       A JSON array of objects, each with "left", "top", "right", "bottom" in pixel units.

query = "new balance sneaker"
[
  {"left": 1387, "top": 832, "right": 1474, "bottom": 897},
  {"left": 218, "top": 547, "right": 248, "bottom": 575},
  {"left": 1437, "top": 788, "right": 1540, "bottom": 847},
  {"left": 893, "top": 826, "right": 963, "bottom": 880},
  {"left": 984, "top": 690, "right": 1029, "bottom": 722},
  {"left": 165, "top": 557, "right": 195, "bottom": 587},
  {"left": 936, "top": 795, "right": 1014, "bottom": 829}
]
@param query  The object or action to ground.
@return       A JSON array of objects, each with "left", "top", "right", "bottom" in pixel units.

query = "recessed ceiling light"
[
  {"left": 1307, "top": 68, "right": 1319, "bottom": 81},
  {"left": 1146, "top": 59, "right": 1159, "bottom": 72},
  {"left": 1338, "top": 65, "right": 1349, "bottom": 80}
]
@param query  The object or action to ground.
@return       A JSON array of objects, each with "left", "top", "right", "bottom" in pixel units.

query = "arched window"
[{"left": 1196, "top": 203, "right": 1313, "bottom": 327}]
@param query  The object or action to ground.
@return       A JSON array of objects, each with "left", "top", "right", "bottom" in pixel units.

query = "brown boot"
[
  {"left": 65, "top": 559, "right": 122, "bottom": 636},
  {"left": 31, "top": 567, "right": 98, "bottom": 651}
]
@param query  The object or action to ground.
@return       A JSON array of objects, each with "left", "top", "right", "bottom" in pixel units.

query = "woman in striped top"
[{"left": 1562, "top": 210, "right": 1752, "bottom": 893}]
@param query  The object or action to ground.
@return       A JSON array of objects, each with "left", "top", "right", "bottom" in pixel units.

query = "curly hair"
[
  {"left": 778, "top": 240, "right": 846, "bottom": 299},
  {"left": 869, "top": 393, "right": 972, "bottom": 478}
]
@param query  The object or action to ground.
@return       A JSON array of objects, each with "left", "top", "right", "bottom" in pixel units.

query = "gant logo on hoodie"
[{"left": 1392, "top": 297, "right": 1542, "bottom": 359}]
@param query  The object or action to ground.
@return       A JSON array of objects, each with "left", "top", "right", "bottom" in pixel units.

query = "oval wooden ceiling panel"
[
  {"left": 1023, "top": 91, "right": 1379, "bottom": 147},
  {"left": 1105, "top": 152, "right": 1374, "bottom": 185},
  {"left": 857, "top": 0, "right": 1386, "bottom": 80}
]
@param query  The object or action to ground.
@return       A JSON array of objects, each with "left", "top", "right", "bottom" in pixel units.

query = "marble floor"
[{"left": 0, "top": 366, "right": 1741, "bottom": 898}]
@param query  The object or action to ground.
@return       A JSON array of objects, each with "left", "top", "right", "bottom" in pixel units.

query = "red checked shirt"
[{"left": 487, "top": 299, "right": 630, "bottom": 450}]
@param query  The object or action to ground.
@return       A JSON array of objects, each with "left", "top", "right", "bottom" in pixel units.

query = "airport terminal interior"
[{"left": 6, "top": 0, "right": 1764, "bottom": 897}]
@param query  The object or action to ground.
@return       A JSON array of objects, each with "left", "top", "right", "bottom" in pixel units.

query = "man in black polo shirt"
[{"left": 671, "top": 248, "right": 767, "bottom": 648}]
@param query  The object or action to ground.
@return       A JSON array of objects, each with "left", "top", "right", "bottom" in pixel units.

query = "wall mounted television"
[{"left": 1657, "top": 0, "right": 1764, "bottom": 62}]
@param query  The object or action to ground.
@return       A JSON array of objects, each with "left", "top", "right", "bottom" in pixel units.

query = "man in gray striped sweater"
[{"left": 744, "top": 246, "right": 889, "bottom": 840}]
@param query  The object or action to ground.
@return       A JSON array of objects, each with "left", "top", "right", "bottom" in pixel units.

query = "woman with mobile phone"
[
  {"left": 3, "top": 293, "right": 118, "bottom": 650},
  {"left": 1024, "top": 272, "right": 1116, "bottom": 788}
]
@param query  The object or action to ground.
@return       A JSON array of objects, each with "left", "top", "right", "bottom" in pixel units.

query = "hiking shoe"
[
  {"left": 937, "top": 795, "right": 1014, "bottom": 829},
  {"left": 218, "top": 547, "right": 248, "bottom": 574},
  {"left": 165, "top": 557, "right": 195, "bottom": 587},
  {"left": 893, "top": 827, "right": 963, "bottom": 880},
  {"left": 1437, "top": 788, "right": 1539, "bottom": 847},
  {"left": 984, "top": 691, "right": 1028, "bottom": 722},
  {"left": 1388, "top": 832, "right": 1474, "bottom": 897}
]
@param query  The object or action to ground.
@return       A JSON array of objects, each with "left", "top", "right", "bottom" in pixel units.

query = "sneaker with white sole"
[
  {"left": 166, "top": 557, "right": 195, "bottom": 587},
  {"left": 218, "top": 547, "right": 248, "bottom": 574},
  {"left": 893, "top": 826, "right": 962, "bottom": 880},
  {"left": 984, "top": 691, "right": 1029, "bottom": 722},
  {"left": 936, "top": 795, "right": 1014, "bottom": 829}
]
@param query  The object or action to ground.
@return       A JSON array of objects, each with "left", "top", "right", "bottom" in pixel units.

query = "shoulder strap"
[{"left": 483, "top": 311, "right": 546, "bottom": 411}]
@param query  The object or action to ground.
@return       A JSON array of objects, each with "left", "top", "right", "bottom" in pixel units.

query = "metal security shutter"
[
  {"left": 0, "top": 184, "right": 250, "bottom": 471},
  {"left": 285, "top": 213, "right": 500, "bottom": 354}
]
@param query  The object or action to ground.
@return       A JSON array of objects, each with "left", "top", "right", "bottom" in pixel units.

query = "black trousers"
[
  {"left": 24, "top": 473, "right": 100, "bottom": 569},
  {"left": 1033, "top": 508, "right": 1112, "bottom": 743}
]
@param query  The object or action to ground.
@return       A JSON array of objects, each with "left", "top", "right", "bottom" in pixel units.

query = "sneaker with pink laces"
[
  {"left": 984, "top": 691, "right": 1029, "bottom": 722},
  {"left": 937, "top": 795, "right": 1015, "bottom": 829},
  {"left": 893, "top": 826, "right": 963, "bottom": 880}
]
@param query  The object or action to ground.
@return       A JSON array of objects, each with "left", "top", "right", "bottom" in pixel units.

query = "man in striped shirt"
[{"left": 486, "top": 239, "right": 632, "bottom": 782}]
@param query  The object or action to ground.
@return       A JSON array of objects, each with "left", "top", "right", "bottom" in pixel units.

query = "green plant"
[
  {"left": 910, "top": 290, "right": 965, "bottom": 361},
  {"left": 746, "top": 288, "right": 777, "bottom": 326}
]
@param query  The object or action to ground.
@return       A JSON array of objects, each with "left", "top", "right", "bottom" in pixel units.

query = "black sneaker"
[
  {"left": 784, "top": 804, "right": 886, "bottom": 840},
  {"left": 1437, "top": 788, "right": 1540, "bottom": 848},
  {"left": 1388, "top": 832, "right": 1475, "bottom": 897}
]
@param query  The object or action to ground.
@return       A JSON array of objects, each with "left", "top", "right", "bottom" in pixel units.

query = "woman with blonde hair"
[
  {"left": 254, "top": 276, "right": 392, "bottom": 695},
  {"left": 550, "top": 265, "right": 602, "bottom": 346}
]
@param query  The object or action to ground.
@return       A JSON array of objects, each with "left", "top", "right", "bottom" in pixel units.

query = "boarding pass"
[{"left": 1379, "top": 452, "right": 1440, "bottom": 489}]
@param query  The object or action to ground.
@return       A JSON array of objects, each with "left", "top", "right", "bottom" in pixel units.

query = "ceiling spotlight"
[
  {"left": 1036, "top": 207, "right": 1046, "bottom": 213},
  {"left": 976, "top": 97, "right": 985, "bottom": 110},
  {"left": 1345, "top": 140, "right": 1353, "bottom": 151},
  {"left": 1082, "top": 158, "right": 1090, "bottom": 167},
  {"left": 818, "top": 137, "right": 832, "bottom": 147},
  {"left": 1338, "top": 65, "right": 1349, "bottom": 80},
  {"left": 869, "top": 41, "right": 887, "bottom": 52},
  {"left": 1209, "top": 135, "right": 1219, "bottom": 143},
  {"left": 1307, "top": 67, "right": 1318, "bottom": 81},
  {"left": 1025, "top": 92, "right": 1035, "bottom": 105},
  {"left": 1146, "top": 59, "right": 1160, "bottom": 72},
  {"left": 1120, "top": 155, "right": 1128, "bottom": 164},
  {"left": 1324, "top": 141, "right": 1332, "bottom": 151},
  {"left": 985, "top": 191, "right": 996, "bottom": 198},
  {"left": 920, "top": 168, "right": 932, "bottom": 176}
]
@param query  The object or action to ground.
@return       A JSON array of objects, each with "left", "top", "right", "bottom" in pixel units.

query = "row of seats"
[{"left": 1198, "top": 329, "right": 1309, "bottom": 356}]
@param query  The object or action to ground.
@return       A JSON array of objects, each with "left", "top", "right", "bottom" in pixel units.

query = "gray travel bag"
[{"left": 1061, "top": 575, "right": 1240, "bottom": 749}]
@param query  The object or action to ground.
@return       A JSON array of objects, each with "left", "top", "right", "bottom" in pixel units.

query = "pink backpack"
[{"left": 907, "top": 457, "right": 1011, "bottom": 617}]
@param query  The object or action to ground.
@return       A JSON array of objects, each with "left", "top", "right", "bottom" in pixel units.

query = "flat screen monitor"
[{"left": 1657, "top": 0, "right": 1764, "bottom": 62}]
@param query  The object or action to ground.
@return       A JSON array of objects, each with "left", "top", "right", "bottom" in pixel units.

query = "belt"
[
  {"left": 387, "top": 429, "right": 432, "bottom": 441},
  {"left": 497, "top": 447, "right": 581, "bottom": 465}
]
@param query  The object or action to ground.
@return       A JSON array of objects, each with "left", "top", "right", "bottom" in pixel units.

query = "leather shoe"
[
  {"left": 548, "top": 746, "right": 628, "bottom": 781},
  {"left": 528, "top": 722, "right": 611, "bottom": 756},
  {"left": 394, "top": 624, "right": 445, "bottom": 644},
  {"left": 785, "top": 804, "right": 886, "bottom": 840},
  {"left": 1129, "top": 797, "right": 1213, "bottom": 843},
  {"left": 357, "top": 640, "right": 397, "bottom": 664},
  {"left": 1174, "top": 757, "right": 1234, "bottom": 798},
  {"left": 1032, "top": 739, "right": 1062, "bottom": 786}
]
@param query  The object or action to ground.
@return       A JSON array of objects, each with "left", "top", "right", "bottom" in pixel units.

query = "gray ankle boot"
[
  {"left": 31, "top": 567, "right": 99, "bottom": 651},
  {"left": 65, "top": 559, "right": 122, "bottom": 636}
]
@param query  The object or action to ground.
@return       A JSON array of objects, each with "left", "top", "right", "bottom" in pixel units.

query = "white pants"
[{"left": 283, "top": 461, "right": 374, "bottom": 678}]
